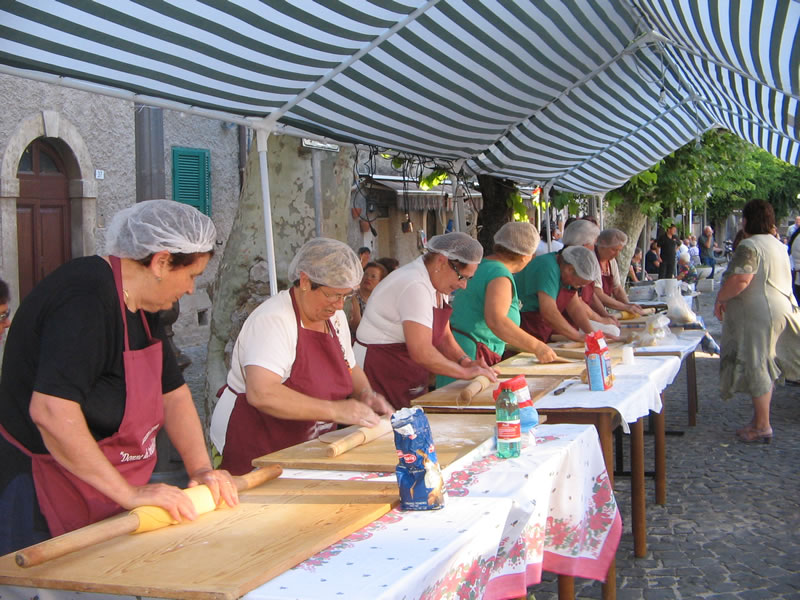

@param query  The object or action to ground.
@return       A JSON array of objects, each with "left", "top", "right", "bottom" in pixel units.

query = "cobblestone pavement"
[
  {"left": 181, "top": 275, "right": 800, "bottom": 600},
  {"left": 533, "top": 283, "right": 800, "bottom": 599}
]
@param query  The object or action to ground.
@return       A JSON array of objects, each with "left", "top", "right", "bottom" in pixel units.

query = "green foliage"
[
  {"left": 609, "top": 129, "right": 800, "bottom": 225},
  {"left": 418, "top": 168, "right": 449, "bottom": 191},
  {"left": 506, "top": 190, "right": 528, "bottom": 221}
]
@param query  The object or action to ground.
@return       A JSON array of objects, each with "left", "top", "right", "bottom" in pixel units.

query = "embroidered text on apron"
[{"left": 0, "top": 256, "right": 164, "bottom": 537}]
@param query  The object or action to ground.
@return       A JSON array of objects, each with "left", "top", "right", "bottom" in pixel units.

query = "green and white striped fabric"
[{"left": 0, "top": 0, "right": 796, "bottom": 193}]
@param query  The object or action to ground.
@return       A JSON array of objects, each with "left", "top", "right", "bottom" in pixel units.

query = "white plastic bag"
[{"left": 666, "top": 292, "right": 696, "bottom": 325}]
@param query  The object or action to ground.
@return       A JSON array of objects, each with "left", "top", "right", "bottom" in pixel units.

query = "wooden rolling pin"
[
  {"left": 15, "top": 464, "right": 283, "bottom": 568},
  {"left": 458, "top": 375, "right": 492, "bottom": 405},
  {"left": 322, "top": 418, "right": 392, "bottom": 457}
]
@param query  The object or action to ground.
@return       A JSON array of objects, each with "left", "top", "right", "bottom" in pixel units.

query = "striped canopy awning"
[{"left": 1, "top": 0, "right": 797, "bottom": 193}]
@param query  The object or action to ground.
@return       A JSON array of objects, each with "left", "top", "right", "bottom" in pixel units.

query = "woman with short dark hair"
[{"left": 714, "top": 199, "right": 800, "bottom": 443}]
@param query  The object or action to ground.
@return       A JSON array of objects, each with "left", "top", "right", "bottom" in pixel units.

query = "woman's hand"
[
  {"left": 534, "top": 344, "right": 558, "bottom": 364},
  {"left": 463, "top": 357, "right": 499, "bottom": 382},
  {"left": 357, "top": 388, "right": 394, "bottom": 416},
  {"left": 120, "top": 482, "right": 200, "bottom": 523},
  {"left": 625, "top": 303, "right": 645, "bottom": 316},
  {"left": 333, "top": 399, "right": 382, "bottom": 428},
  {"left": 602, "top": 314, "right": 620, "bottom": 327},
  {"left": 714, "top": 299, "right": 726, "bottom": 320},
  {"left": 188, "top": 467, "right": 239, "bottom": 508}
]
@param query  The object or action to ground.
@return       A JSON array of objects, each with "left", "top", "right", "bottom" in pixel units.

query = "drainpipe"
[
  {"left": 256, "top": 129, "right": 278, "bottom": 297},
  {"left": 312, "top": 150, "right": 323, "bottom": 237}
]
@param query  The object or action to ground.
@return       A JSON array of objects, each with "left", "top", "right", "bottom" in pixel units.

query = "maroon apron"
[
  {"left": 0, "top": 255, "right": 164, "bottom": 537},
  {"left": 220, "top": 287, "right": 353, "bottom": 475},
  {"left": 519, "top": 287, "right": 576, "bottom": 342},
  {"left": 361, "top": 297, "right": 452, "bottom": 410},
  {"left": 599, "top": 264, "right": 615, "bottom": 296}
]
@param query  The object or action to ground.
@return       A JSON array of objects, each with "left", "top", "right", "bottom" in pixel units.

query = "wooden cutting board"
[
  {"left": 495, "top": 353, "right": 621, "bottom": 376},
  {"left": 411, "top": 375, "right": 565, "bottom": 410},
  {"left": 0, "top": 479, "right": 399, "bottom": 600},
  {"left": 253, "top": 413, "right": 495, "bottom": 472}
]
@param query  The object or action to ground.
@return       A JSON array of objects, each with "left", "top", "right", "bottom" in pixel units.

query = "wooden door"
[{"left": 17, "top": 139, "right": 71, "bottom": 299}]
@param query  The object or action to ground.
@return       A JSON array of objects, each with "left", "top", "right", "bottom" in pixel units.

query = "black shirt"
[
  {"left": 0, "top": 256, "right": 184, "bottom": 454},
  {"left": 645, "top": 250, "right": 660, "bottom": 274}
]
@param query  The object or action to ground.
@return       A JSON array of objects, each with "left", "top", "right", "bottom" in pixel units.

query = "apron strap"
[{"left": 109, "top": 256, "right": 155, "bottom": 349}]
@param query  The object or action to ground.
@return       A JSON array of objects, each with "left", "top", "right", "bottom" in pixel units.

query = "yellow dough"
[{"left": 131, "top": 485, "right": 219, "bottom": 533}]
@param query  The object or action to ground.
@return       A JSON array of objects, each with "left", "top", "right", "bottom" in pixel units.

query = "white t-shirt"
[
  {"left": 594, "top": 257, "right": 621, "bottom": 290},
  {"left": 354, "top": 256, "right": 437, "bottom": 364},
  {"left": 536, "top": 239, "right": 563, "bottom": 255},
  {"left": 226, "top": 289, "right": 355, "bottom": 394}
]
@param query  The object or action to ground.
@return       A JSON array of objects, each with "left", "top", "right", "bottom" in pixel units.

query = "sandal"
[{"left": 735, "top": 426, "right": 773, "bottom": 444}]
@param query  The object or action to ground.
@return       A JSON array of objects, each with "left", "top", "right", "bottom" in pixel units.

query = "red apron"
[
  {"left": 0, "top": 255, "right": 164, "bottom": 537},
  {"left": 519, "top": 287, "right": 576, "bottom": 342},
  {"left": 361, "top": 298, "right": 452, "bottom": 410},
  {"left": 220, "top": 287, "right": 353, "bottom": 475}
]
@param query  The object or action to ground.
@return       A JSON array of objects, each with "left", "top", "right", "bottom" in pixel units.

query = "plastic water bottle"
[{"left": 496, "top": 388, "right": 521, "bottom": 458}]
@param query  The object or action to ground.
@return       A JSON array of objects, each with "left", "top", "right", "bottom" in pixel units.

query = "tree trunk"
[
  {"left": 477, "top": 174, "right": 514, "bottom": 253},
  {"left": 604, "top": 199, "right": 648, "bottom": 285}
]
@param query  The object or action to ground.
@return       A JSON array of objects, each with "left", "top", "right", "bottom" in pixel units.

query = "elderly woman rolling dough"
[
  {"left": 437, "top": 222, "right": 557, "bottom": 387},
  {"left": 0, "top": 200, "right": 236, "bottom": 554},
  {"left": 211, "top": 238, "right": 393, "bottom": 475},
  {"left": 354, "top": 232, "right": 498, "bottom": 409},
  {"left": 516, "top": 245, "right": 603, "bottom": 343}
]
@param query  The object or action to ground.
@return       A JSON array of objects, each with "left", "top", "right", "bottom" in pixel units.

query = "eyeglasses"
[
  {"left": 0, "top": 309, "right": 10, "bottom": 321},
  {"left": 318, "top": 288, "right": 354, "bottom": 303},
  {"left": 448, "top": 260, "right": 472, "bottom": 282}
]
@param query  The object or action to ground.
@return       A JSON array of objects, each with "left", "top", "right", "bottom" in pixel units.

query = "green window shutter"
[{"left": 172, "top": 146, "right": 211, "bottom": 216}]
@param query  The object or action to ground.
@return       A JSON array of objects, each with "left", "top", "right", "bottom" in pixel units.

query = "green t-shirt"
[
  {"left": 436, "top": 259, "right": 520, "bottom": 387},
  {"left": 515, "top": 252, "right": 562, "bottom": 312}
]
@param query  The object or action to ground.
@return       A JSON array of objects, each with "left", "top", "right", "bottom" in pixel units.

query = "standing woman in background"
[
  {"left": 355, "top": 233, "right": 497, "bottom": 409},
  {"left": 437, "top": 222, "right": 556, "bottom": 387},
  {"left": 0, "top": 200, "right": 237, "bottom": 554},
  {"left": 714, "top": 199, "right": 800, "bottom": 443}
]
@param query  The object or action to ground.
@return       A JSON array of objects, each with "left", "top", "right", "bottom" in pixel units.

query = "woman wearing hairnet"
[
  {"left": 515, "top": 245, "right": 604, "bottom": 343},
  {"left": 211, "top": 238, "right": 393, "bottom": 475},
  {"left": 436, "top": 223, "right": 557, "bottom": 387},
  {"left": 354, "top": 232, "right": 498, "bottom": 409},
  {"left": 594, "top": 228, "right": 646, "bottom": 314},
  {"left": 0, "top": 200, "right": 237, "bottom": 554}
]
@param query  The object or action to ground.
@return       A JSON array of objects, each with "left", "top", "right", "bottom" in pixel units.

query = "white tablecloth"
[
  {"left": 536, "top": 372, "right": 662, "bottom": 433},
  {"left": 246, "top": 424, "right": 620, "bottom": 600},
  {"left": 614, "top": 355, "right": 682, "bottom": 392}
]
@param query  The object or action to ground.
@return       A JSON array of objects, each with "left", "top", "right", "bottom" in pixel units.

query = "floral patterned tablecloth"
[{"left": 246, "top": 423, "right": 620, "bottom": 600}]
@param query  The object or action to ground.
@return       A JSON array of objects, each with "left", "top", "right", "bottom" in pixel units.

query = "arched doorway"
[{"left": 16, "top": 138, "right": 71, "bottom": 298}]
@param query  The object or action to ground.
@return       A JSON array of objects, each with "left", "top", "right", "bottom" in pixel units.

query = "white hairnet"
[
  {"left": 288, "top": 237, "right": 363, "bottom": 289},
  {"left": 494, "top": 222, "right": 540, "bottom": 256},
  {"left": 561, "top": 246, "right": 601, "bottom": 281},
  {"left": 597, "top": 228, "right": 628, "bottom": 248},
  {"left": 425, "top": 232, "right": 483, "bottom": 264},
  {"left": 562, "top": 220, "right": 600, "bottom": 247},
  {"left": 105, "top": 200, "right": 216, "bottom": 259},
  {"left": 678, "top": 251, "right": 690, "bottom": 263}
]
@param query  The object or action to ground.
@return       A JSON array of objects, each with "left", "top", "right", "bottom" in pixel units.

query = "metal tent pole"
[{"left": 256, "top": 129, "right": 278, "bottom": 297}]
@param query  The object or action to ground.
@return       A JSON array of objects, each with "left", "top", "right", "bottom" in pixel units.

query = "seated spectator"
[
  {"left": 375, "top": 256, "right": 399, "bottom": 274},
  {"left": 676, "top": 252, "right": 699, "bottom": 284},
  {"left": 357, "top": 247, "right": 371, "bottom": 268},
  {"left": 628, "top": 247, "right": 647, "bottom": 282},
  {"left": 344, "top": 261, "right": 388, "bottom": 337}
]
